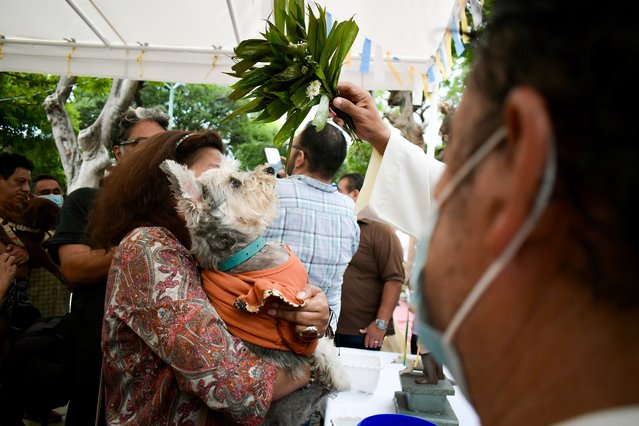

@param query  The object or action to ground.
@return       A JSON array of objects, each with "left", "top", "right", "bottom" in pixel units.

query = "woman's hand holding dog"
[
  {"left": 267, "top": 284, "right": 329, "bottom": 340},
  {"left": 5, "top": 244, "right": 28, "bottom": 266}
]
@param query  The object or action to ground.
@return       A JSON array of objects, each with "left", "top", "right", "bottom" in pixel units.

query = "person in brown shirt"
[{"left": 335, "top": 173, "right": 405, "bottom": 351}]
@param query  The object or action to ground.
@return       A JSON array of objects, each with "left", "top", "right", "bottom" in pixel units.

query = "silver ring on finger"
[{"left": 299, "top": 325, "right": 320, "bottom": 342}]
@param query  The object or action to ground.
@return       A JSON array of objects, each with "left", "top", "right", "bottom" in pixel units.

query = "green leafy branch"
[{"left": 225, "top": 0, "right": 359, "bottom": 151}]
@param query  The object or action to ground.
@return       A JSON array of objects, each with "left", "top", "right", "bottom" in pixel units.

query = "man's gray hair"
[{"left": 113, "top": 106, "right": 170, "bottom": 149}]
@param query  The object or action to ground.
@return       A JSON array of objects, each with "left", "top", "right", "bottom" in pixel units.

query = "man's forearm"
[
  {"left": 59, "top": 244, "right": 113, "bottom": 288},
  {"left": 376, "top": 280, "right": 403, "bottom": 323}
]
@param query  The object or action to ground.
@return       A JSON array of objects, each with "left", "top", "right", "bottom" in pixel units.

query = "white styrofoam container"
[
  {"left": 338, "top": 351, "right": 383, "bottom": 393},
  {"left": 330, "top": 417, "right": 363, "bottom": 426}
]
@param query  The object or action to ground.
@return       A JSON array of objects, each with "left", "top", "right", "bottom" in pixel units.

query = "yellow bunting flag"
[
  {"left": 435, "top": 50, "right": 448, "bottom": 81},
  {"left": 445, "top": 28, "right": 453, "bottom": 69},
  {"left": 205, "top": 54, "right": 219, "bottom": 79},
  {"left": 136, "top": 50, "right": 145, "bottom": 78},
  {"left": 408, "top": 65, "right": 415, "bottom": 86},
  {"left": 385, "top": 51, "right": 403, "bottom": 88},
  {"left": 67, "top": 46, "right": 76, "bottom": 76},
  {"left": 421, "top": 73, "right": 430, "bottom": 100},
  {"left": 459, "top": 0, "right": 470, "bottom": 42}
]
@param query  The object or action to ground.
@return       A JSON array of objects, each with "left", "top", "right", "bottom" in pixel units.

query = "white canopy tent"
[{"left": 1, "top": 0, "right": 466, "bottom": 91}]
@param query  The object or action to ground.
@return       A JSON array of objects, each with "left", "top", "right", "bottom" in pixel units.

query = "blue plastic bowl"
[{"left": 357, "top": 414, "right": 437, "bottom": 425}]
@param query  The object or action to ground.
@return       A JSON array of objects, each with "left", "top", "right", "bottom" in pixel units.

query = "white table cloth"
[{"left": 324, "top": 347, "right": 480, "bottom": 426}]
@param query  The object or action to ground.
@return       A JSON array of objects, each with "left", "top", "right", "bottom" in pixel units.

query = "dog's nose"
[{"left": 264, "top": 166, "right": 275, "bottom": 175}]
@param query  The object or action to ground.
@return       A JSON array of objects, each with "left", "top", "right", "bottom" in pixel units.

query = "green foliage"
[
  {"left": 0, "top": 73, "right": 283, "bottom": 186},
  {"left": 138, "top": 82, "right": 279, "bottom": 168},
  {"left": 226, "top": 0, "right": 359, "bottom": 147},
  {"left": 0, "top": 72, "right": 66, "bottom": 187},
  {"left": 69, "top": 77, "right": 111, "bottom": 130},
  {"left": 438, "top": 57, "right": 468, "bottom": 108},
  {"left": 344, "top": 142, "right": 373, "bottom": 176},
  {"left": 232, "top": 140, "right": 279, "bottom": 171}
]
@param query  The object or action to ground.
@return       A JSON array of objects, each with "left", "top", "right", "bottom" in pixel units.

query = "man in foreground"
[{"left": 331, "top": 1, "right": 639, "bottom": 424}]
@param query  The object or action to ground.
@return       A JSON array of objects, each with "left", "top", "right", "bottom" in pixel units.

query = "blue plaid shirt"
[{"left": 264, "top": 175, "right": 360, "bottom": 330}]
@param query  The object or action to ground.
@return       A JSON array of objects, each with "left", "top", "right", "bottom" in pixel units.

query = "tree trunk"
[
  {"left": 72, "top": 79, "right": 140, "bottom": 191},
  {"left": 43, "top": 76, "right": 80, "bottom": 188},
  {"left": 384, "top": 91, "right": 424, "bottom": 149},
  {"left": 44, "top": 77, "right": 140, "bottom": 192}
]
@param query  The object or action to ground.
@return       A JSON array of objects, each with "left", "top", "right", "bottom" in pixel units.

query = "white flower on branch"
[{"left": 306, "top": 80, "right": 321, "bottom": 100}]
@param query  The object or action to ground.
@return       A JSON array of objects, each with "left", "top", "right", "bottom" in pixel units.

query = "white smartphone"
[{"left": 263, "top": 147, "right": 283, "bottom": 174}]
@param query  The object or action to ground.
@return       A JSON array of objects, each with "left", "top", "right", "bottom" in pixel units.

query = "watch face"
[{"left": 375, "top": 319, "right": 388, "bottom": 330}]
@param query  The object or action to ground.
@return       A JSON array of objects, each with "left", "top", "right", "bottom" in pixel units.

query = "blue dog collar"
[{"left": 218, "top": 236, "right": 266, "bottom": 272}]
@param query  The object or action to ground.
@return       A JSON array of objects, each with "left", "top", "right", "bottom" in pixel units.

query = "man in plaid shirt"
[{"left": 264, "top": 123, "right": 360, "bottom": 333}]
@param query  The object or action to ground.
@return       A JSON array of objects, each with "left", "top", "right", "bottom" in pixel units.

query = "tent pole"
[
  {"left": 88, "top": 0, "right": 127, "bottom": 46},
  {"left": 65, "top": 0, "right": 111, "bottom": 47},
  {"left": 67, "top": 0, "right": 111, "bottom": 47},
  {"left": 225, "top": 0, "right": 242, "bottom": 44}
]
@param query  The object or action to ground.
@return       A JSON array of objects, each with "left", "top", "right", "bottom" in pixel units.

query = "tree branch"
[
  {"left": 43, "top": 75, "right": 81, "bottom": 190},
  {"left": 72, "top": 79, "right": 140, "bottom": 191},
  {"left": 384, "top": 91, "right": 425, "bottom": 148}
]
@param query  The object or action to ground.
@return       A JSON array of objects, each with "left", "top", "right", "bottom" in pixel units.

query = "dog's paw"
[
  {"left": 312, "top": 338, "right": 350, "bottom": 393},
  {"left": 393, "top": 354, "right": 402, "bottom": 363}
]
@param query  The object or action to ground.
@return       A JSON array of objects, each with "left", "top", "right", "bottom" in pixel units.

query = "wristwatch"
[{"left": 374, "top": 318, "right": 388, "bottom": 330}]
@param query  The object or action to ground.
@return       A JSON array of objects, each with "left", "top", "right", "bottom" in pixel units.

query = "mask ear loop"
[
  {"left": 412, "top": 126, "right": 509, "bottom": 323},
  {"left": 442, "top": 134, "right": 558, "bottom": 344},
  {"left": 437, "top": 127, "right": 508, "bottom": 205}
]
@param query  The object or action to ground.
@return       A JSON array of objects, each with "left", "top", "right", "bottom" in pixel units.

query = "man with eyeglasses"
[
  {"left": 43, "top": 106, "right": 168, "bottom": 425},
  {"left": 112, "top": 108, "right": 168, "bottom": 162}
]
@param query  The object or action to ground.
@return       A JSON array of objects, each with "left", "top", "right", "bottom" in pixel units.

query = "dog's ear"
[
  {"left": 25, "top": 198, "right": 60, "bottom": 231},
  {"left": 160, "top": 159, "right": 202, "bottom": 202}
]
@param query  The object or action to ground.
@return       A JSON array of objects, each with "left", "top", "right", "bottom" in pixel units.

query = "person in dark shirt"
[{"left": 335, "top": 173, "right": 404, "bottom": 351}]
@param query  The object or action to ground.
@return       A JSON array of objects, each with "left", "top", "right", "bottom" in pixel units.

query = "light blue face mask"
[
  {"left": 411, "top": 126, "right": 556, "bottom": 398},
  {"left": 38, "top": 193, "right": 64, "bottom": 208}
]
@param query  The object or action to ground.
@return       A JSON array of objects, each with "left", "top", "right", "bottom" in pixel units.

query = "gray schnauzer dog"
[{"left": 161, "top": 157, "right": 349, "bottom": 425}]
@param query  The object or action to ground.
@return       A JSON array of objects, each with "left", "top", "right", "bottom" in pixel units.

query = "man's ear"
[
  {"left": 486, "top": 87, "right": 554, "bottom": 255},
  {"left": 294, "top": 148, "right": 306, "bottom": 170},
  {"left": 113, "top": 146, "right": 122, "bottom": 162}
]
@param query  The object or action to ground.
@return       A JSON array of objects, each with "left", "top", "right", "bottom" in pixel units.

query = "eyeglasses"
[{"left": 118, "top": 136, "right": 149, "bottom": 147}]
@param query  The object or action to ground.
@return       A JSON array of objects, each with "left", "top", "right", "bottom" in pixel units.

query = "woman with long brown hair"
[{"left": 88, "top": 130, "right": 329, "bottom": 425}]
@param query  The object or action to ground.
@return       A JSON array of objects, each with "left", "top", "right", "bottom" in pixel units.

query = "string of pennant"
[{"left": 328, "top": 0, "right": 479, "bottom": 103}]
